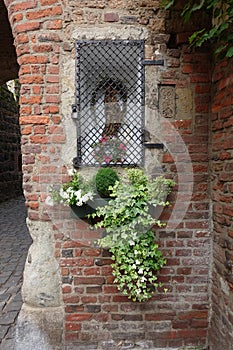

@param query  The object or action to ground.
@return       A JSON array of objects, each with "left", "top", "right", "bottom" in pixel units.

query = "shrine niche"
[{"left": 72, "top": 40, "right": 145, "bottom": 168}]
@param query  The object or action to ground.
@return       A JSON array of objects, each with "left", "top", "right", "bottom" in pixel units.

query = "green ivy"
[
  {"left": 110, "top": 229, "right": 166, "bottom": 302},
  {"left": 92, "top": 169, "right": 175, "bottom": 302},
  {"left": 162, "top": 0, "right": 233, "bottom": 58}
]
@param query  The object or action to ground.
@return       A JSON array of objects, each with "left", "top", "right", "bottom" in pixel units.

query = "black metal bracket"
[
  {"left": 143, "top": 59, "right": 164, "bottom": 66},
  {"left": 144, "top": 143, "right": 164, "bottom": 149}
]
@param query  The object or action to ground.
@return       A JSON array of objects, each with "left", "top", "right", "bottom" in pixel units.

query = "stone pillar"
[
  {"left": 15, "top": 220, "right": 63, "bottom": 350},
  {"left": 4, "top": 0, "right": 65, "bottom": 347}
]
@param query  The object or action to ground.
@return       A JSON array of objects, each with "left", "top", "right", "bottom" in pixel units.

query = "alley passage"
[{"left": 0, "top": 197, "right": 31, "bottom": 350}]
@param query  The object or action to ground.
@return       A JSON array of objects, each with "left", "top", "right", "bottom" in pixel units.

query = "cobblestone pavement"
[{"left": 0, "top": 197, "right": 32, "bottom": 350}]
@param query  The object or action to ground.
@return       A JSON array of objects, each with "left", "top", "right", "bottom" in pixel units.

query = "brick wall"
[
  {"left": 5, "top": 0, "right": 216, "bottom": 348},
  {"left": 7, "top": 0, "right": 64, "bottom": 219},
  {"left": 0, "top": 83, "right": 22, "bottom": 202},
  {"left": 208, "top": 58, "right": 233, "bottom": 350},
  {"left": 56, "top": 1, "right": 212, "bottom": 347}
]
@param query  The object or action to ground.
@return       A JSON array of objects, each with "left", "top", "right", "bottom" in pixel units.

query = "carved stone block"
[{"left": 158, "top": 85, "right": 175, "bottom": 118}]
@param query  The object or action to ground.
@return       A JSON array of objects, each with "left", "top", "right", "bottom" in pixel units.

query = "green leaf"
[
  {"left": 189, "top": 29, "right": 206, "bottom": 45},
  {"left": 226, "top": 46, "right": 233, "bottom": 57},
  {"left": 161, "top": 0, "right": 175, "bottom": 10}
]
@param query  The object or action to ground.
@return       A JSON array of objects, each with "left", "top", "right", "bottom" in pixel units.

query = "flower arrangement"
[
  {"left": 46, "top": 168, "right": 119, "bottom": 213},
  {"left": 92, "top": 168, "right": 175, "bottom": 302},
  {"left": 46, "top": 165, "right": 175, "bottom": 302},
  {"left": 92, "top": 136, "right": 127, "bottom": 164},
  {"left": 47, "top": 170, "right": 95, "bottom": 207}
]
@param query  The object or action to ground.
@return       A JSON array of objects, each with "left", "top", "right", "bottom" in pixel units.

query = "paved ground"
[{"left": 0, "top": 197, "right": 32, "bottom": 350}]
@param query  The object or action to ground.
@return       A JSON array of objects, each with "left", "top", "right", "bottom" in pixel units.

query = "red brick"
[
  {"left": 84, "top": 249, "right": 101, "bottom": 256},
  {"left": 46, "top": 75, "right": 60, "bottom": 83},
  {"left": 83, "top": 267, "right": 100, "bottom": 275},
  {"left": 182, "top": 63, "right": 193, "bottom": 74},
  {"left": 10, "top": 12, "right": 23, "bottom": 24},
  {"left": 41, "top": 106, "right": 58, "bottom": 116},
  {"left": 19, "top": 116, "right": 49, "bottom": 125},
  {"left": 63, "top": 295, "right": 80, "bottom": 304},
  {"left": 74, "top": 277, "right": 105, "bottom": 285},
  {"left": 41, "top": 0, "right": 59, "bottom": 4},
  {"left": 20, "top": 95, "right": 43, "bottom": 104},
  {"left": 145, "top": 312, "right": 176, "bottom": 321},
  {"left": 30, "top": 135, "right": 49, "bottom": 144},
  {"left": 45, "top": 19, "right": 63, "bottom": 29},
  {"left": 177, "top": 328, "right": 207, "bottom": 338},
  {"left": 104, "top": 12, "right": 119, "bottom": 22},
  {"left": 190, "top": 74, "right": 210, "bottom": 83},
  {"left": 21, "top": 55, "right": 49, "bottom": 64},
  {"left": 80, "top": 296, "right": 97, "bottom": 303},
  {"left": 32, "top": 44, "right": 53, "bottom": 53},
  {"left": 178, "top": 311, "right": 208, "bottom": 320},
  {"left": 62, "top": 285, "right": 72, "bottom": 294},
  {"left": 26, "top": 6, "right": 62, "bottom": 20},
  {"left": 15, "top": 22, "right": 41, "bottom": 33},
  {"left": 65, "top": 314, "right": 92, "bottom": 322},
  {"left": 65, "top": 323, "right": 81, "bottom": 331},
  {"left": 10, "top": 0, "right": 36, "bottom": 12}
]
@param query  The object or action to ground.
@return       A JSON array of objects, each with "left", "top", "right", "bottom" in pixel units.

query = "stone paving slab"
[{"left": 0, "top": 197, "right": 32, "bottom": 350}]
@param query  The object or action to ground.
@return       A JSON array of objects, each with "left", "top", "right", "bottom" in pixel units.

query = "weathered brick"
[
  {"left": 15, "top": 22, "right": 40, "bottom": 33},
  {"left": 104, "top": 12, "right": 119, "bottom": 22},
  {"left": 74, "top": 277, "right": 105, "bottom": 285},
  {"left": 26, "top": 6, "right": 62, "bottom": 20}
]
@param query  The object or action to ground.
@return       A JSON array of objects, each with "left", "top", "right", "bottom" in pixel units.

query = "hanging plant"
[
  {"left": 92, "top": 168, "right": 175, "bottom": 302},
  {"left": 110, "top": 229, "right": 166, "bottom": 302}
]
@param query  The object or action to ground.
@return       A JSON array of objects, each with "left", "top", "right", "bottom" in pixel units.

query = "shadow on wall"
[{"left": 0, "top": 81, "right": 22, "bottom": 202}]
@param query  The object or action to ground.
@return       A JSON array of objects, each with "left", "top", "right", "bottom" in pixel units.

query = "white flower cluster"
[
  {"left": 45, "top": 186, "right": 94, "bottom": 207},
  {"left": 59, "top": 188, "right": 93, "bottom": 206},
  {"left": 59, "top": 187, "right": 93, "bottom": 207}
]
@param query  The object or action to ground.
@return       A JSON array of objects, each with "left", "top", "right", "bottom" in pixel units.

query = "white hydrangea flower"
[{"left": 138, "top": 268, "right": 143, "bottom": 274}]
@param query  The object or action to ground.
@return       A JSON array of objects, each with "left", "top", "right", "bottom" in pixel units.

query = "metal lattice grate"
[{"left": 73, "top": 40, "right": 145, "bottom": 168}]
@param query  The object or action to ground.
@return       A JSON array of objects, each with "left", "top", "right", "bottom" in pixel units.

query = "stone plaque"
[
  {"left": 158, "top": 85, "right": 175, "bottom": 118},
  {"left": 176, "top": 88, "right": 193, "bottom": 119}
]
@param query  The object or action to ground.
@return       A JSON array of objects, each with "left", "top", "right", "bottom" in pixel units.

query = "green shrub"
[{"left": 95, "top": 168, "right": 119, "bottom": 198}]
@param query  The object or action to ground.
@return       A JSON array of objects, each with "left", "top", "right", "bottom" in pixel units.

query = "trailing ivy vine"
[
  {"left": 92, "top": 169, "right": 175, "bottom": 302},
  {"left": 162, "top": 0, "right": 233, "bottom": 58}
]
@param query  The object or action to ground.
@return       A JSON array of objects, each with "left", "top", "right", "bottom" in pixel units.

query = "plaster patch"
[{"left": 71, "top": 25, "right": 148, "bottom": 41}]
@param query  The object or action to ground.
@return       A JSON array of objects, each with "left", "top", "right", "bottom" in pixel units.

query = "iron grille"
[{"left": 73, "top": 40, "right": 145, "bottom": 168}]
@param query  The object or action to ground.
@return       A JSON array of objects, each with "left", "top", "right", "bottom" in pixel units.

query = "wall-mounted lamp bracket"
[{"left": 71, "top": 104, "right": 78, "bottom": 119}]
